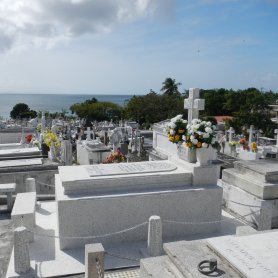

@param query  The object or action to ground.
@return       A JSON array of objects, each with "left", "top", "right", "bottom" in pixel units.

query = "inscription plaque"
[{"left": 86, "top": 161, "right": 177, "bottom": 177}]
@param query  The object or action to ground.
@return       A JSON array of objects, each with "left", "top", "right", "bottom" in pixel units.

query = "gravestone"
[
  {"left": 247, "top": 125, "right": 257, "bottom": 145},
  {"left": 61, "top": 140, "right": 72, "bottom": 166},
  {"left": 227, "top": 127, "right": 234, "bottom": 142},
  {"left": 84, "top": 127, "right": 94, "bottom": 141},
  {"left": 184, "top": 88, "right": 205, "bottom": 124},
  {"left": 275, "top": 129, "right": 278, "bottom": 147}
]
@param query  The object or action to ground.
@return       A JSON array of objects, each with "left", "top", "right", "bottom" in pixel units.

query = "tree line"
[{"left": 9, "top": 78, "right": 278, "bottom": 137}]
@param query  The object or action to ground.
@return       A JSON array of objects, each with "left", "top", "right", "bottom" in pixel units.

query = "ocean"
[{"left": 0, "top": 94, "right": 134, "bottom": 119}]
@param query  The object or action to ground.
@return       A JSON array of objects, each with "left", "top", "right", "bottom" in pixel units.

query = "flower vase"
[
  {"left": 177, "top": 142, "right": 197, "bottom": 163},
  {"left": 196, "top": 147, "right": 211, "bottom": 166}
]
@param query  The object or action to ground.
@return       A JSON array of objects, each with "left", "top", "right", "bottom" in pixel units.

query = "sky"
[{"left": 0, "top": 0, "right": 277, "bottom": 95}]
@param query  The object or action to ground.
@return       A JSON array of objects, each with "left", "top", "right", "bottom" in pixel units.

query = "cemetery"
[{"left": 0, "top": 88, "right": 278, "bottom": 278}]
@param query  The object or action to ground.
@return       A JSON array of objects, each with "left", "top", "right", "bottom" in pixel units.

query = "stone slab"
[
  {"left": 0, "top": 183, "right": 16, "bottom": 192},
  {"left": 0, "top": 147, "right": 40, "bottom": 158},
  {"left": 208, "top": 231, "right": 278, "bottom": 278},
  {"left": 86, "top": 161, "right": 177, "bottom": 176},
  {"left": 163, "top": 240, "right": 242, "bottom": 277},
  {"left": 59, "top": 161, "right": 192, "bottom": 194},
  {"left": 234, "top": 160, "right": 278, "bottom": 183},
  {"left": 222, "top": 168, "right": 278, "bottom": 199},
  {"left": 0, "top": 158, "right": 42, "bottom": 168}
]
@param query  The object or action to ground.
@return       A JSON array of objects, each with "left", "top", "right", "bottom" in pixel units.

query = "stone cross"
[
  {"left": 20, "top": 127, "right": 25, "bottom": 145},
  {"left": 41, "top": 111, "right": 46, "bottom": 132},
  {"left": 227, "top": 127, "right": 234, "bottom": 142},
  {"left": 274, "top": 129, "right": 278, "bottom": 147},
  {"left": 84, "top": 127, "right": 94, "bottom": 141},
  {"left": 184, "top": 88, "right": 205, "bottom": 123},
  {"left": 247, "top": 125, "right": 257, "bottom": 145}
]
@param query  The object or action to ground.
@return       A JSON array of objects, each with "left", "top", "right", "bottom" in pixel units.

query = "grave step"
[
  {"left": 140, "top": 256, "right": 183, "bottom": 278},
  {"left": 234, "top": 161, "right": 278, "bottom": 183},
  {"left": 222, "top": 168, "right": 278, "bottom": 199}
]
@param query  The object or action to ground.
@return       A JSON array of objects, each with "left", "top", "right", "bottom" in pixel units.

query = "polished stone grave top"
[
  {"left": 208, "top": 231, "right": 278, "bottom": 278},
  {"left": 0, "top": 158, "right": 42, "bottom": 168},
  {"left": 86, "top": 161, "right": 177, "bottom": 177},
  {"left": 0, "top": 147, "right": 41, "bottom": 157}
]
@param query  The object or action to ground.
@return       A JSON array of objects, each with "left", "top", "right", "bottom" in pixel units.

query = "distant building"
[{"left": 213, "top": 116, "right": 234, "bottom": 131}]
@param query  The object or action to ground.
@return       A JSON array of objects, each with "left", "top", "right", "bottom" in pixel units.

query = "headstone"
[
  {"left": 84, "top": 127, "right": 94, "bottom": 141},
  {"left": 20, "top": 127, "right": 25, "bottom": 145},
  {"left": 61, "top": 140, "right": 73, "bottom": 166},
  {"left": 184, "top": 88, "right": 205, "bottom": 124},
  {"left": 275, "top": 129, "right": 278, "bottom": 147},
  {"left": 14, "top": 226, "right": 31, "bottom": 274},
  {"left": 247, "top": 125, "right": 257, "bottom": 145},
  {"left": 41, "top": 112, "right": 46, "bottom": 133},
  {"left": 104, "top": 131, "right": 108, "bottom": 146},
  {"left": 208, "top": 231, "right": 278, "bottom": 278},
  {"left": 148, "top": 215, "right": 162, "bottom": 257},
  {"left": 227, "top": 127, "right": 234, "bottom": 142},
  {"left": 120, "top": 141, "right": 128, "bottom": 155},
  {"left": 85, "top": 243, "right": 105, "bottom": 278}
]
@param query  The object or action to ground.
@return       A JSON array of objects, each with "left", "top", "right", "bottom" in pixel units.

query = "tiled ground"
[{"left": 106, "top": 269, "right": 139, "bottom": 278}]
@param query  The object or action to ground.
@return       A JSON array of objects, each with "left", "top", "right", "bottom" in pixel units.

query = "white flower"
[
  {"left": 202, "top": 142, "right": 208, "bottom": 148},
  {"left": 203, "top": 133, "right": 210, "bottom": 138},
  {"left": 169, "top": 122, "right": 176, "bottom": 129},
  {"left": 192, "top": 138, "right": 198, "bottom": 145},
  {"left": 182, "top": 135, "right": 186, "bottom": 140},
  {"left": 190, "top": 135, "right": 195, "bottom": 141},
  {"left": 170, "top": 129, "right": 175, "bottom": 135},
  {"left": 182, "top": 119, "right": 187, "bottom": 124},
  {"left": 207, "top": 121, "right": 212, "bottom": 126},
  {"left": 205, "top": 127, "right": 212, "bottom": 134},
  {"left": 176, "top": 114, "right": 183, "bottom": 120},
  {"left": 195, "top": 124, "right": 200, "bottom": 130}
]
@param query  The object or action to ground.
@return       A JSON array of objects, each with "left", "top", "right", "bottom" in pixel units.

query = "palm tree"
[{"left": 160, "top": 77, "right": 182, "bottom": 96}]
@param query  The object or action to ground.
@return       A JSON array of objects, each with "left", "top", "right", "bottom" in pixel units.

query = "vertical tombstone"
[
  {"left": 61, "top": 140, "right": 73, "bottom": 166},
  {"left": 227, "top": 127, "right": 234, "bottom": 142},
  {"left": 275, "top": 129, "right": 278, "bottom": 147},
  {"left": 14, "top": 227, "right": 31, "bottom": 274},
  {"left": 41, "top": 111, "right": 46, "bottom": 133},
  {"left": 20, "top": 127, "right": 25, "bottom": 145},
  {"left": 247, "top": 125, "right": 256, "bottom": 145}
]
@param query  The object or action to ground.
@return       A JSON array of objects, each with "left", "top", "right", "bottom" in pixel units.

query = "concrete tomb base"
[
  {"left": 56, "top": 160, "right": 223, "bottom": 250},
  {"left": 219, "top": 160, "right": 278, "bottom": 229}
]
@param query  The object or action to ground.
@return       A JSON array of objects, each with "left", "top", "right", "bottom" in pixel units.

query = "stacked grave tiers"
[
  {"left": 140, "top": 231, "right": 278, "bottom": 278},
  {"left": 56, "top": 160, "right": 222, "bottom": 250},
  {"left": 219, "top": 160, "right": 278, "bottom": 228},
  {"left": 76, "top": 140, "right": 111, "bottom": 165}
]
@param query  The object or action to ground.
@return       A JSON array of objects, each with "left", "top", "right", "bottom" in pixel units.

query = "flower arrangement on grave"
[
  {"left": 42, "top": 129, "right": 60, "bottom": 148},
  {"left": 229, "top": 141, "right": 238, "bottom": 146},
  {"left": 103, "top": 150, "right": 126, "bottom": 164},
  {"left": 184, "top": 119, "right": 217, "bottom": 149},
  {"left": 239, "top": 138, "right": 249, "bottom": 150},
  {"left": 165, "top": 114, "right": 188, "bottom": 144},
  {"left": 250, "top": 142, "right": 257, "bottom": 152},
  {"left": 25, "top": 134, "right": 32, "bottom": 143}
]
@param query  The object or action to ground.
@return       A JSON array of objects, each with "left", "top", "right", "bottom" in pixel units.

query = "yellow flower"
[
  {"left": 178, "top": 129, "right": 185, "bottom": 134},
  {"left": 197, "top": 142, "right": 202, "bottom": 148},
  {"left": 186, "top": 142, "right": 192, "bottom": 148},
  {"left": 174, "top": 135, "right": 180, "bottom": 141},
  {"left": 169, "top": 136, "right": 174, "bottom": 142}
]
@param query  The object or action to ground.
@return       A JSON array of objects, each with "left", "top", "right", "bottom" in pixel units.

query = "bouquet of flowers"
[
  {"left": 42, "top": 130, "right": 60, "bottom": 148},
  {"left": 184, "top": 119, "right": 217, "bottom": 149},
  {"left": 239, "top": 138, "right": 246, "bottom": 145},
  {"left": 165, "top": 115, "right": 187, "bottom": 144},
  {"left": 229, "top": 141, "right": 238, "bottom": 146},
  {"left": 250, "top": 142, "right": 257, "bottom": 152},
  {"left": 25, "top": 134, "right": 32, "bottom": 143},
  {"left": 103, "top": 150, "right": 126, "bottom": 164}
]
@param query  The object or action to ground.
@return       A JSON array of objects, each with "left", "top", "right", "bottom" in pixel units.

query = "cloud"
[{"left": 0, "top": 0, "right": 175, "bottom": 52}]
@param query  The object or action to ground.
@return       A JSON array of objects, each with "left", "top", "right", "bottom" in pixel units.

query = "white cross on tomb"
[
  {"left": 84, "top": 127, "right": 95, "bottom": 141},
  {"left": 184, "top": 88, "right": 205, "bottom": 124}
]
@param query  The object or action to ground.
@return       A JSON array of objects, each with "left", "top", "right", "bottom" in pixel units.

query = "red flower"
[{"left": 25, "top": 134, "right": 32, "bottom": 143}]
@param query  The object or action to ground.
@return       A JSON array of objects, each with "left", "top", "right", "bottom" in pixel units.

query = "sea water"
[{"left": 0, "top": 94, "right": 133, "bottom": 119}]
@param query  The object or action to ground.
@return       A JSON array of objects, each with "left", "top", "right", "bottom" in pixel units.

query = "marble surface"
[
  {"left": 0, "top": 158, "right": 42, "bottom": 168},
  {"left": 208, "top": 231, "right": 278, "bottom": 278}
]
